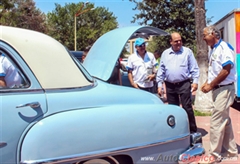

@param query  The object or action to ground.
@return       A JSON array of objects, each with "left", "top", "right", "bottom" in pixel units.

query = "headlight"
[{"left": 167, "top": 115, "right": 175, "bottom": 127}]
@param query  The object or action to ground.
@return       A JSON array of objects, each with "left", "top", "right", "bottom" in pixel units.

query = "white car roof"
[{"left": 0, "top": 26, "right": 91, "bottom": 89}]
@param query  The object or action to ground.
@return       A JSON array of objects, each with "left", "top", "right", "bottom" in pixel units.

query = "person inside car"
[{"left": 0, "top": 52, "right": 21, "bottom": 88}]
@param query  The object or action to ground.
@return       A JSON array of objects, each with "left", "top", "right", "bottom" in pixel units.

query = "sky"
[{"left": 35, "top": 0, "right": 240, "bottom": 27}]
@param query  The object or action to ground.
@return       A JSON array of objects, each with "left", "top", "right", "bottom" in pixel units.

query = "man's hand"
[
  {"left": 145, "top": 74, "right": 155, "bottom": 82},
  {"left": 157, "top": 87, "right": 164, "bottom": 97},
  {"left": 128, "top": 71, "right": 139, "bottom": 88},
  {"left": 201, "top": 83, "right": 213, "bottom": 93},
  {"left": 0, "top": 77, "right": 6, "bottom": 87},
  {"left": 148, "top": 74, "right": 156, "bottom": 81},
  {"left": 191, "top": 83, "right": 198, "bottom": 92},
  {"left": 132, "top": 83, "right": 139, "bottom": 89}
]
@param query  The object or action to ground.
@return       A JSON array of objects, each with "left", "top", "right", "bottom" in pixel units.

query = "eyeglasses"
[
  {"left": 203, "top": 33, "right": 211, "bottom": 38},
  {"left": 138, "top": 43, "right": 145, "bottom": 47}
]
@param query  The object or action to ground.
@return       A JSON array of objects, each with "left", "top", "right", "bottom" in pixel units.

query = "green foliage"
[
  {"left": 0, "top": 0, "right": 14, "bottom": 22},
  {"left": 129, "top": 0, "right": 196, "bottom": 53},
  {"left": 0, "top": 0, "right": 47, "bottom": 33},
  {"left": 194, "top": 110, "right": 211, "bottom": 116},
  {"left": 0, "top": 0, "right": 14, "bottom": 10},
  {"left": 46, "top": 2, "right": 118, "bottom": 51}
]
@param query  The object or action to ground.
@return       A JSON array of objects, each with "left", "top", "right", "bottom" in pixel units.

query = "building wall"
[
  {"left": 215, "top": 14, "right": 236, "bottom": 50},
  {"left": 214, "top": 10, "right": 240, "bottom": 98},
  {"left": 236, "top": 12, "right": 240, "bottom": 97}
]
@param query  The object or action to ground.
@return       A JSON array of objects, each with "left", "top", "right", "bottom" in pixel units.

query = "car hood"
[{"left": 83, "top": 26, "right": 168, "bottom": 81}]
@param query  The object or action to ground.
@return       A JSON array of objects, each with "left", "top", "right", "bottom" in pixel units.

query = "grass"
[{"left": 194, "top": 110, "right": 212, "bottom": 116}]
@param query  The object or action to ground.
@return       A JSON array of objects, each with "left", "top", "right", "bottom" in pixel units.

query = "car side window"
[{"left": 0, "top": 50, "right": 29, "bottom": 89}]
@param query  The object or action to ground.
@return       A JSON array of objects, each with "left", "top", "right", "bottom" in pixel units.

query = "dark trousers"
[
  {"left": 138, "top": 86, "right": 153, "bottom": 93},
  {"left": 165, "top": 80, "right": 197, "bottom": 133}
]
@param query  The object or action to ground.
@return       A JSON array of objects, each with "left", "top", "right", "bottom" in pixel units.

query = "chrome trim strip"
[
  {"left": 0, "top": 89, "right": 43, "bottom": 94},
  {"left": 190, "top": 132, "right": 202, "bottom": 144},
  {"left": 21, "top": 134, "right": 190, "bottom": 164}
]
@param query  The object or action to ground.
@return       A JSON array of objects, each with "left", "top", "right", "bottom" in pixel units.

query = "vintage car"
[{"left": 0, "top": 25, "right": 204, "bottom": 164}]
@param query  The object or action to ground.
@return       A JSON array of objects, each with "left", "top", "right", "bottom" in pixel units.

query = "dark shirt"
[{"left": 108, "top": 59, "right": 121, "bottom": 84}]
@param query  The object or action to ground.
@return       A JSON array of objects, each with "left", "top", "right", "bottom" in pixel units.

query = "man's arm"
[
  {"left": 118, "top": 69, "right": 122, "bottom": 86},
  {"left": 201, "top": 64, "right": 231, "bottom": 93},
  {"left": 210, "top": 64, "right": 231, "bottom": 88},
  {"left": 128, "top": 70, "right": 138, "bottom": 89},
  {"left": 156, "top": 58, "right": 166, "bottom": 95},
  {"left": 156, "top": 57, "right": 165, "bottom": 87},
  {"left": 0, "top": 76, "right": 6, "bottom": 87},
  {"left": 188, "top": 52, "right": 200, "bottom": 92}
]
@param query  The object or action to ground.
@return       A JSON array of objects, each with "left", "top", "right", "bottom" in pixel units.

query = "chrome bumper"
[{"left": 178, "top": 132, "right": 205, "bottom": 164}]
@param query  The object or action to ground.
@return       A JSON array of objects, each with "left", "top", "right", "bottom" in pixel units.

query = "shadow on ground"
[
  {"left": 197, "top": 128, "right": 208, "bottom": 137},
  {"left": 237, "top": 144, "right": 240, "bottom": 154},
  {"left": 231, "top": 100, "right": 240, "bottom": 111}
]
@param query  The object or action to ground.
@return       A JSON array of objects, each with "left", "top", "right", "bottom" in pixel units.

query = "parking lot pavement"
[{"left": 196, "top": 107, "right": 240, "bottom": 164}]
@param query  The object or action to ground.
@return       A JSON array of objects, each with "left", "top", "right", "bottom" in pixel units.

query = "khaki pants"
[{"left": 210, "top": 84, "right": 238, "bottom": 157}]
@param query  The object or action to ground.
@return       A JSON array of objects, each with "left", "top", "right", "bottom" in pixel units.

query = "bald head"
[
  {"left": 170, "top": 32, "right": 182, "bottom": 52},
  {"left": 170, "top": 32, "right": 181, "bottom": 40}
]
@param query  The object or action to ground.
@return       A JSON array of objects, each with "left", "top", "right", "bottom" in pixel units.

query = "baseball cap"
[{"left": 135, "top": 38, "right": 145, "bottom": 46}]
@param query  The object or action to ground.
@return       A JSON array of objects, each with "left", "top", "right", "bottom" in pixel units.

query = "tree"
[
  {"left": 0, "top": 0, "right": 47, "bottom": 33},
  {"left": 46, "top": 2, "right": 118, "bottom": 51},
  {"left": 194, "top": 0, "right": 213, "bottom": 111},
  {"left": 0, "top": 0, "right": 14, "bottom": 11},
  {"left": 0, "top": 0, "right": 16, "bottom": 26},
  {"left": 129, "top": 0, "right": 196, "bottom": 53},
  {"left": 0, "top": 0, "right": 14, "bottom": 24}
]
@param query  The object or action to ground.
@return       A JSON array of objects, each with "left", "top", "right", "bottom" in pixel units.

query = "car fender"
[{"left": 20, "top": 104, "right": 189, "bottom": 162}]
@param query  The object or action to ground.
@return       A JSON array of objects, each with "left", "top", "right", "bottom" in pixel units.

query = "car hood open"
[{"left": 83, "top": 26, "right": 168, "bottom": 81}]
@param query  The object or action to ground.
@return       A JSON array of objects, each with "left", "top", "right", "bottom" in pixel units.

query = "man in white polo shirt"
[
  {"left": 126, "top": 38, "right": 157, "bottom": 92},
  {"left": 201, "top": 25, "right": 238, "bottom": 163},
  {"left": 0, "top": 52, "right": 21, "bottom": 88}
]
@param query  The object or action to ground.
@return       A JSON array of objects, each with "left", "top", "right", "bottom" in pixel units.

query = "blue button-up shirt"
[{"left": 156, "top": 46, "right": 199, "bottom": 87}]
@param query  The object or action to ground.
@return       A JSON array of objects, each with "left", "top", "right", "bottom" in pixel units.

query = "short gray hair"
[{"left": 203, "top": 25, "right": 221, "bottom": 39}]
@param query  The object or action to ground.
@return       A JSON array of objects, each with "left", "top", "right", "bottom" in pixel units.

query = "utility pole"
[{"left": 74, "top": 2, "right": 94, "bottom": 51}]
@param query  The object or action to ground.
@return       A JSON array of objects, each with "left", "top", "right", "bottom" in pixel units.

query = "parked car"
[
  {"left": 0, "top": 25, "right": 204, "bottom": 164},
  {"left": 70, "top": 50, "right": 84, "bottom": 62}
]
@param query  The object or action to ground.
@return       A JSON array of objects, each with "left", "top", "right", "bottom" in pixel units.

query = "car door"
[{"left": 0, "top": 42, "right": 47, "bottom": 163}]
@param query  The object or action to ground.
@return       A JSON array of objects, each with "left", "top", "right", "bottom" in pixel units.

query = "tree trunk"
[{"left": 194, "top": 0, "right": 214, "bottom": 112}]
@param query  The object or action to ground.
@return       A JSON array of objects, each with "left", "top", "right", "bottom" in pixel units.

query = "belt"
[
  {"left": 165, "top": 79, "right": 190, "bottom": 85},
  {"left": 213, "top": 82, "right": 234, "bottom": 90}
]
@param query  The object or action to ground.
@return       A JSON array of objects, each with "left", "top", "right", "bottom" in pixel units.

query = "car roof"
[{"left": 0, "top": 26, "right": 91, "bottom": 89}]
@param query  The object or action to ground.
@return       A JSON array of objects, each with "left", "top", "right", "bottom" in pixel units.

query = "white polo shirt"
[
  {"left": 126, "top": 51, "right": 157, "bottom": 88},
  {"left": 0, "top": 54, "right": 21, "bottom": 88},
  {"left": 208, "top": 39, "right": 236, "bottom": 85}
]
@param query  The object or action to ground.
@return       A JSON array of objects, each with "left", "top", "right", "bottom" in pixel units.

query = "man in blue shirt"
[{"left": 156, "top": 32, "right": 199, "bottom": 133}]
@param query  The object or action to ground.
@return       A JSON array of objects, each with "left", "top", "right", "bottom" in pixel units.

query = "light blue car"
[{"left": 0, "top": 25, "right": 204, "bottom": 164}]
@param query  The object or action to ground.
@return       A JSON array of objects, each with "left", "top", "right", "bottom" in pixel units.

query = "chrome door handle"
[{"left": 16, "top": 102, "right": 40, "bottom": 108}]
